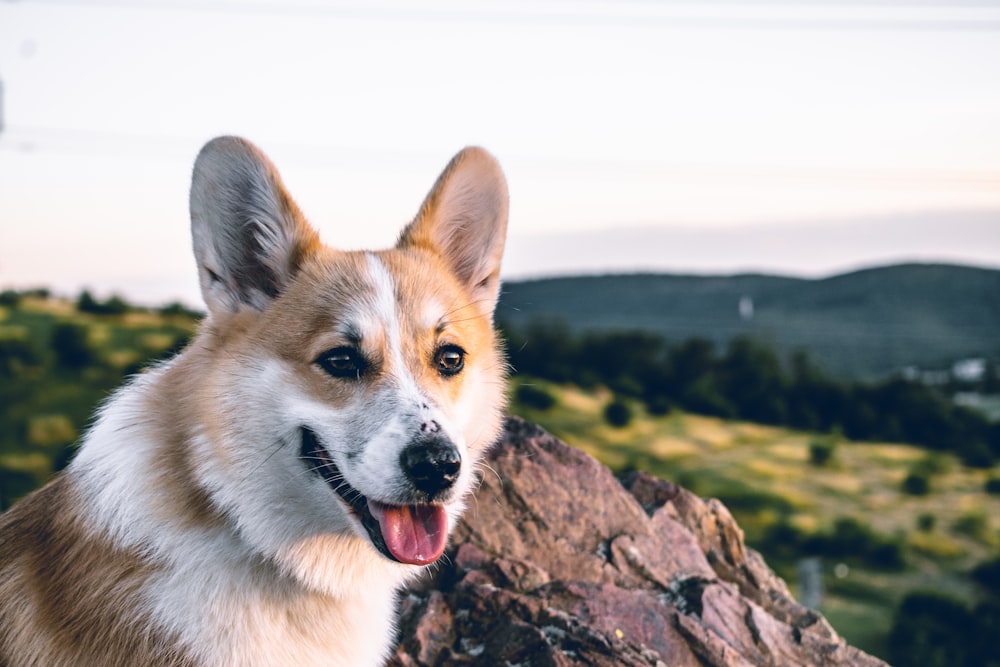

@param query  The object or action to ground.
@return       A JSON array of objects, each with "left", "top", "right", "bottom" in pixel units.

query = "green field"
[
  {"left": 510, "top": 377, "right": 1000, "bottom": 659},
  {"left": 2, "top": 292, "right": 999, "bottom": 663},
  {"left": 0, "top": 292, "right": 198, "bottom": 506}
]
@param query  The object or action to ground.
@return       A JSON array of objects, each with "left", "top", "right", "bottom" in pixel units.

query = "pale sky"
[{"left": 1, "top": 0, "right": 999, "bottom": 306}]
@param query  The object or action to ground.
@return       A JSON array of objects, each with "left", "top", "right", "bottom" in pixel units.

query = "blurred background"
[{"left": 1, "top": 1, "right": 999, "bottom": 665}]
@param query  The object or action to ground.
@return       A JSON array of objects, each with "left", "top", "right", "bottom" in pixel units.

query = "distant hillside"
[{"left": 497, "top": 263, "right": 1000, "bottom": 380}]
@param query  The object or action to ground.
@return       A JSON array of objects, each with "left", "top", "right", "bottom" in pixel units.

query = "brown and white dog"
[{"left": 0, "top": 137, "right": 509, "bottom": 666}]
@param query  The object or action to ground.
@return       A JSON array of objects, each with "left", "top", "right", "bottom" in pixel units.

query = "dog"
[{"left": 0, "top": 137, "right": 509, "bottom": 666}]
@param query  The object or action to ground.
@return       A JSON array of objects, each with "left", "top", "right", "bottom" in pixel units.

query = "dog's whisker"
[
  {"left": 248, "top": 439, "right": 289, "bottom": 477},
  {"left": 480, "top": 462, "right": 503, "bottom": 489}
]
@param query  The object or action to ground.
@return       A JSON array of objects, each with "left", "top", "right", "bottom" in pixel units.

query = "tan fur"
[
  {"left": 0, "top": 478, "right": 195, "bottom": 666},
  {"left": 0, "top": 138, "right": 508, "bottom": 666}
]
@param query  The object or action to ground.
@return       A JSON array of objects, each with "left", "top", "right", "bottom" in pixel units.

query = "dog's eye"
[
  {"left": 435, "top": 345, "right": 465, "bottom": 377},
  {"left": 316, "top": 347, "right": 367, "bottom": 379}
]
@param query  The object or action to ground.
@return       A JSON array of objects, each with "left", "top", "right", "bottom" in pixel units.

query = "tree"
[
  {"left": 667, "top": 338, "right": 717, "bottom": 388},
  {"left": 716, "top": 337, "right": 788, "bottom": 425},
  {"left": 578, "top": 330, "right": 667, "bottom": 397},
  {"left": 51, "top": 323, "right": 93, "bottom": 369},
  {"left": 77, "top": 290, "right": 130, "bottom": 315},
  {"left": 902, "top": 472, "right": 931, "bottom": 496},
  {"left": 76, "top": 290, "right": 101, "bottom": 314},
  {"left": 502, "top": 318, "right": 579, "bottom": 383},
  {"left": 787, "top": 350, "right": 846, "bottom": 432},
  {"left": 888, "top": 592, "right": 980, "bottom": 667},
  {"left": 603, "top": 399, "right": 632, "bottom": 428}
]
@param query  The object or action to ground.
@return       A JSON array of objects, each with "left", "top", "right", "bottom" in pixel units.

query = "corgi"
[{"left": 0, "top": 137, "right": 509, "bottom": 666}]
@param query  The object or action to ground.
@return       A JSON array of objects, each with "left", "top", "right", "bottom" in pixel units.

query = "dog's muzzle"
[{"left": 299, "top": 427, "right": 454, "bottom": 566}]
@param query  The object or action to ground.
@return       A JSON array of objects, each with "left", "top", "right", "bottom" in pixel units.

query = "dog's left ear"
[
  {"left": 399, "top": 147, "right": 509, "bottom": 317},
  {"left": 189, "top": 136, "right": 319, "bottom": 314}
]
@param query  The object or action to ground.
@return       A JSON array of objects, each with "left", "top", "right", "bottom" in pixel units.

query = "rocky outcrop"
[{"left": 390, "top": 417, "right": 887, "bottom": 666}]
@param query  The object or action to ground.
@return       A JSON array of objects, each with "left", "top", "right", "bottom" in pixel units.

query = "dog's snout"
[{"left": 400, "top": 436, "right": 461, "bottom": 498}]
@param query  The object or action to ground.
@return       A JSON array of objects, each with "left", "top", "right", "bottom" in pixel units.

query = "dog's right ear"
[{"left": 189, "top": 136, "right": 319, "bottom": 315}]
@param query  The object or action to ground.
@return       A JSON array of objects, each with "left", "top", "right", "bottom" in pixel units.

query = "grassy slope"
[
  {"left": 4, "top": 296, "right": 999, "bottom": 658},
  {"left": 0, "top": 296, "right": 199, "bottom": 503},
  {"left": 510, "top": 377, "right": 1000, "bottom": 658}
]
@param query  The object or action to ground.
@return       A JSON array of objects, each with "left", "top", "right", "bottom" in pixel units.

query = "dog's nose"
[{"left": 400, "top": 436, "right": 461, "bottom": 499}]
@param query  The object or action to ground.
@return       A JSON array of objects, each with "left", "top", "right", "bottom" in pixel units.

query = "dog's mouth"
[{"left": 299, "top": 427, "right": 449, "bottom": 566}]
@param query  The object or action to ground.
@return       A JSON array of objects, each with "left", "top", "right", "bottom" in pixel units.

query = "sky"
[{"left": 1, "top": 0, "right": 999, "bottom": 307}]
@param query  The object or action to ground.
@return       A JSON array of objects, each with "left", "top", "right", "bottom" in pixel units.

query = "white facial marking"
[
  {"left": 339, "top": 254, "right": 467, "bottom": 502},
  {"left": 364, "top": 253, "right": 408, "bottom": 385}
]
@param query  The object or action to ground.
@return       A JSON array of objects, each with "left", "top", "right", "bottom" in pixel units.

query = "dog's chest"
[
  {"left": 219, "top": 602, "right": 396, "bottom": 667},
  {"left": 148, "top": 554, "right": 399, "bottom": 666}
]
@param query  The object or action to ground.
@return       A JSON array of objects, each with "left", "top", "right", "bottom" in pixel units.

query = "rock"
[{"left": 389, "top": 417, "right": 887, "bottom": 666}]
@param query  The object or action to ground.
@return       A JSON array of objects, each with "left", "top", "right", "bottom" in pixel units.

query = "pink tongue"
[{"left": 368, "top": 501, "right": 449, "bottom": 566}]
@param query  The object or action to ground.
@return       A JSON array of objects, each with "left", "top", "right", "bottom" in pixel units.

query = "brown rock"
[{"left": 390, "top": 417, "right": 887, "bottom": 667}]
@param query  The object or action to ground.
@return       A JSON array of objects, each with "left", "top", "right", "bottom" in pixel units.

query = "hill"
[{"left": 497, "top": 263, "right": 1000, "bottom": 380}]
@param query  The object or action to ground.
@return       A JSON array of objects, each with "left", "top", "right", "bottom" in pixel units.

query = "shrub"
[
  {"left": 972, "top": 557, "right": 1000, "bottom": 596},
  {"left": 869, "top": 541, "right": 906, "bottom": 569},
  {"left": 959, "top": 440, "right": 995, "bottom": 469},
  {"left": 51, "top": 323, "right": 94, "bottom": 369},
  {"left": 603, "top": 399, "right": 632, "bottom": 428},
  {"left": 888, "top": 592, "right": 1000, "bottom": 667},
  {"left": 888, "top": 591, "right": 972, "bottom": 667},
  {"left": 985, "top": 477, "right": 1000, "bottom": 495},
  {"left": 515, "top": 384, "right": 556, "bottom": 411},
  {"left": 808, "top": 439, "right": 836, "bottom": 467},
  {"left": 801, "top": 516, "right": 906, "bottom": 570},
  {"left": 159, "top": 301, "right": 203, "bottom": 318},
  {"left": 759, "top": 519, "right": 806, "bottom": 559},
  {"left": 101, "top": 295, "right": 131, "bottom": 315},
  {"left": 77, "top": 290, "right": 130, "bottom": 315},
  {"left": 76, "top": 290, "right": 101, "bottom": 314},
  {"left": 902, "top": 472, "right": 931, "bottom": 496},
  {"left": 0, "top": 290, "right": 21, "bottom": 307},
  {"left": 829, "top": 517, "right": 876, "bottom": 556},
  {"left": 917, "top": 513, "right": 937, "bottom": 533}
]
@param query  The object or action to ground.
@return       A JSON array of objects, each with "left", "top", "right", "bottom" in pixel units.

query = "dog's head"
[{"left": 184, "top": 137, "right": 507, "bottom": 592}]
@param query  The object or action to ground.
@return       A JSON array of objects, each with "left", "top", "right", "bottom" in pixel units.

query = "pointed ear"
[
  {"left": 189, "top": 136, "right": 319, "bottom": 314},
  {"left": 398, "top": 147, "right": 509, "bottom": 317}
]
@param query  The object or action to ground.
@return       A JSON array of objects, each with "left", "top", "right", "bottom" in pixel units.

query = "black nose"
[{"left": 400, "top": 436, "right": 461, "bottom": 499}]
